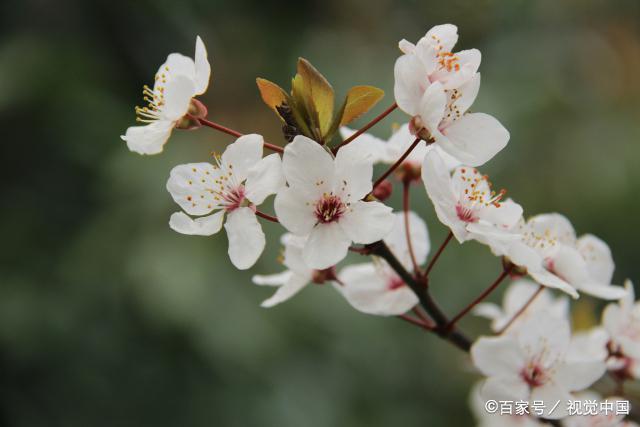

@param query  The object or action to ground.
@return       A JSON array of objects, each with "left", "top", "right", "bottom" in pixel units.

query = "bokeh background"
[{"left": 1, "top": 0, "right": 639, "bottom": 425}]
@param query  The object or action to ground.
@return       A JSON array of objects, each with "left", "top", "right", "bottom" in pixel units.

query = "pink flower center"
[
  {"left": 315, "top": 195, "right": 346, "bottom": 224},
  {"left": 520, "top": 363, "right": 547, "bottom": 388},
  {"left": 387, "top": 276, "right": 405, "bottom": 291},
  {"left": 456, "top": 204, "right": 478, "bottom": 223},
  {"left": 222, "top": 186, "right": 245, "bottom": 212}
]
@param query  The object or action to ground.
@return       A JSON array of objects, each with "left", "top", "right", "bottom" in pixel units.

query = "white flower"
[
  {"left": 394, "top": 24, "right": 481, "bottom": 108},
  {"left": 499, "top": 214, "right": 624, "bottom": 299},
  {"left": 166, "top": 134, "right": 284, "bottom": 270},
  {"left": 339, "top": 123, "right": 461, "bottom": 177},
  {"left": 475, "top": 279, "right": 569, "bottom": 333},
  {"left": 274, "top": 135, "right": 395, "bottom": 270},
  {"left": 421, "top": 149, "right": 524, "bottom": 250},
  {"left": 469, "top": 383, "right": 549, "bottom": 427},
  {"left": 335, "top": 211, "right": 426, "bottom": 316},
  {"left": 602, "top": 280, "right": 640, "bottom": 379},
  {"left": 122, "top": 36, "right": 211, "bottom": 155},
  {"left": 471, "top": 312, "right": 607, "bottom": 420},
  {"left": 252, "top": 234, "right": 319, "bottom": 307}
]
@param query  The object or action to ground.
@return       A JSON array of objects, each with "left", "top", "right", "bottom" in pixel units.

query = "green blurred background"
[{"left": 1, "top": 0, "right": 639, "bottom": 425}]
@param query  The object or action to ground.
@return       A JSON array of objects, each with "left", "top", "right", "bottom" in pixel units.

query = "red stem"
[
  {"left": 412, "top": 307, "right": 434, "bottom": 328},
  {"left": 255, "top": 210, "right": 279, "bottom": 223},
  {"left": 197, "top": 117, "right": 284, "bottom": 154},
  {"left": 402, "top": 181, "right": 420, "bottom": 274},
  {"left": 497, "top": 284, "right": 544, "bottom": 334},
  {"left": 398, "top": 313, "right": 434, "bottom": 331},
  {"left": 424, "top": 231, "right": 453, "bottom": 278},
  {"left": 446, "top": 265, "right": 513, "bottom": 330},
  {"left": 372, "top": 137, "right": 422, "bottom": 190},
  {"left": 332, "top": 102, "right": 398, "bottom": 154}
]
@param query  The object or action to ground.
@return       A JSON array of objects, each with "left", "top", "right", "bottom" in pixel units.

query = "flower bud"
[
  {"left": 371, "top": 179, "right": 393, "bottom": 201},
  {"left": 311, "top": 266, "right": 337, "bottom": 284}
]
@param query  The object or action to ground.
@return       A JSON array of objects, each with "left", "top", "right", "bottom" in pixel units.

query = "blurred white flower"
[
  {"left": 471, "top": 312, "right": 606, "bottom": 420},
  {"left": 335, "top": 211, "right": 426, "bottom": 316},
  {"left": 422, "top": 149, "right": 523, "bottom": 249},
  {"left": 252, "top": 234, "right": 331, "bottom": 307},
  {"left": 602, "top": 280, "right": 640, "bottom": 379},
  {"left": 339, "top": 123, "right": 460, "bottom": 179},
  {"left": 122, "top": 36, "right": 211, "bottom": 155},
  {"left": 474, "top": 279, "right": 569, "bottom": 333},
  {"left": 274, "top": 135, "right": 395, "bottom": 269},
  {"left": 562, "top": 391, "right": 631, "bottom": 427},
  {"left": 166, "top": 134, "right": 284, "bottom": 270}
]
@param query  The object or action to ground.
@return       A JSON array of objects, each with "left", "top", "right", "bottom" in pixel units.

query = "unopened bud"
[
  {"left": 372, "top": 179, "right": 393, "bottom": 201},
  {"left": 188, "top": 98, "right": 208, "bottom": 119},
  {"left": 409, "top": 116, "right": 433, "bottom": 142},
  {"left": 502, "top": 257, "right": 525, "bottom": 277},
  {"left": 176, "top": 99, "right": 209, "bottom": 130}
]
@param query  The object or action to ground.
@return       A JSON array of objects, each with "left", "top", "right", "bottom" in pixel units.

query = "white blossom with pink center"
[
  {"left": 422, "top": 149, "right": 523, "bottom": 251},
  {"left": 335, "top": 211, "right": 427, "bottom": 316},
  {"left": 471, "top": 312, "right": 607, "bottom": 420},
  {"left": 274, "top": 135, "right": 395, "bottom": 270},
  {"left": 602, "top": 281, "right": 640, "bottom": 380},
  {"left": 166, "top": 134, "right": 285, "bottom": 270}
]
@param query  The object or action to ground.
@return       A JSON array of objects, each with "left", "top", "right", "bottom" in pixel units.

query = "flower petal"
[
  {"left": 252, "top": 270, "right": 293, "bottom": 286},
  {"left": 577, "top": 233, "right": 615, "bottom": 285},
  {"left": 121, "top": 120, "right": 174, "bottom": 155},
  {"left": 394, "top": 54, "right": 428, "bottom": 116},
  {"left": 245, "top": 153, "right": 285, "bottom": 205},
  {"left": 334, "top": 138, "right": 374, "bottom": 201},
  {"left": 425, "top": 24, "right": 459, "bottom": 52},
  {"left": 337, "top": 263, "right": 418, "bottom": 316},
  {"left": 166, "top": 162, "right": 221, "bottom": 216},
  {"left": 169, "top": 211, "right": 224, "bottom": 236},
  {"left": 274, "top": 187, "right": 316, "bottom": 236},
  {"left": 162, "top": 75, "right": 195, "bottom": 121},
  {"left": 302, "top": 222, "right": 351, "bottom": 270},
  {"left": 418, "top": 81, "right": 447, "bottom": 131},
  {"left": 194, "top": 36, "right": 211, "bottom": 95},
  {"left": 436, "top": 49, "right": 481, "bottom": 90},
  {"left": 338, "top": 127, "right": 387, "bottom": 163},
  {"left": 384, "top": 211, "right": 430, "bottom": 268},
  {"left": 260, "top": 273, "right": 309, "bottom": 308},
  {"left": 554, "top": 359, "right": 606, "bottom": 392},
  {"left": 221, "top": 134, "right": 264, "bottom": 183},
  {"left": 480, "top": 376, "right": 529, "bottom": 402},
  {"left": 224, "top": 207, "right": 265, "bottom": 270},
  {"left": 339, "top": 200, "right": 395, "bottom": 245},
  {"left": 529, "top": 380, "right": 572, "bottom": 419},
  {"left": 438, "top": 112, "right": 509, "bottom": 167},
  {"left": 471, "top": 335, "right": 526, "bottom": 377},
  {"left": 282, "top": 135, "right": 335, "bottom": 199}
]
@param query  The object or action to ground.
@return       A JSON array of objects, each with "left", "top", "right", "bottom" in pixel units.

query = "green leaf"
[
  {"left": 256, "top": 78, "right": 288, "bottom": 117},
  {"left": 339, "top": 86, "right": 385, "bottom": 126},
  {"left": 297, "top": 58, "right": 334, "bottom": 138}
]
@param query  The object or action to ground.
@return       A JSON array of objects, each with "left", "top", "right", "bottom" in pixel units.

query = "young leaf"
[
  {"left": 256, "top": 78, "right": 289, "bottom": 116},
  {"left": 297, "top": 58, "right": 334, "bottom": 137},
  {"left": 339, "top": 86, "right": 384, "bottom": 126}
]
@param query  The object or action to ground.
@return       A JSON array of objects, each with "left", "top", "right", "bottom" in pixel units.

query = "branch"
[
  {"left": 332, "top": 102, "right": 397, "bottom": 153},
  {"left": 372, "top": 137, "right": 422, "bottom": 190},
  {"left": 197, "top": 117, "right": 284, "bottom": 154}
]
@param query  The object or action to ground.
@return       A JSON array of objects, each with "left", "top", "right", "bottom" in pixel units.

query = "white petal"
[
  {"left": 436, "top": 49, "right": 481, "bottom": 90},
  {"left": 528, "top": 213, "right": 576, "bottom": 247},
  {"left": 162, "top": 53, "right": 196, "bottom": 80},
  {"left": 260, "top": 273, "right": 309, "bottom": 308},
  {"left": 398, "top": 39, "right": 415, "bottom": 54},
  {"left": 245, "top": 153, "right": 285, "bottom": 205},
  {"left": 169, "top": 211, "right": 224, "bottom": 236},
  {"left": 421, "top": 150, "right": 467, "bottom": 241},
  {"left": 473, "top": 302, "right": 503, "bottom": 321},
  {"left": 425, "top": 24, "right": 459, "bottom": 52},
  {"left": 477, "top": 198, "right": 524, "bottom": 229},
  {"left": 339, "top": 200, "right": 395, "bottom": 245},
  {"left": 338, "top": 127, "right": 387, "bottom": 163},
  {"left": 394, "top": 54, "right": 428, "bottom": 116},
  {"left": 194, "top": 36, "right": 211, "bottom": 95},
  {"left": 579, "top": 283, "right": 627, "bottom": 300},
  {"left": 529, "top": 268, "right": 579, "bottom": 298},
  {"left": 438, "top": 112, "right": 509, "bottom": 167},
  {"left": 302, "top": 222, "right": 351, "bottom": 270},
  {"left": 334, "top": 138, "right": 374, "bottom": 201},
  {"left": 554, "top": 359, "right": 606, "bottom": 391},
  {"left": 337, "top": 263, "right": 418, "bottom": 316},
  {"left": 418, "top": 81, "right": 447, "bottom": 131},
  {"left": 454, "top": 72, "right": 481, "bottom": 116},
  {"left": 282, "top": 234, "right": 312, "bottom": 276},
  {"left": 252, "top": 270, "right": 293, "bottom": 286},
  {"left": 577, "top": 233, "right": 615, "bottom": 285},
  {"left": 516, "top": 314, "right": 570, "bottom": 363},
  {"left": 529, "top": 381, "right": 572, "bottom": 419},
  {"left": 162, "top": 75, "right": 195, "bottom": 121},
  {"left": 274, "top": 187, "right": 316, "bottom": 235},
  {"left": 121, "top": 120, "right": 174, "bottom": 155},
  {"left": 471, "top": 335, "right": 526, "bottom": 377},
  {"left": 282, "top": 135, "right": 335, "bottom": 199},
  {"left": 166, "top": 162, "right": 221, "bottom": 216},
  {"left": 224, "top": 207, "right": 265, "bottom": 270},
  {"left": 480, "top": 376, "right": 529, "bottom": 402},
  {"left": 384, "top": 211, "right": 430, "bottom": 268},
  {"left": 221, "top": 134, "right": 264, "bottom": 183}
]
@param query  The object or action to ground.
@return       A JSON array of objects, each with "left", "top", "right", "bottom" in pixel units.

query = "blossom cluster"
[{"left": 122, "top": 24, "right": 638, "bottom": 425}]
